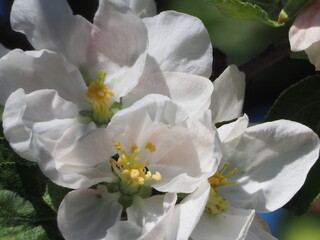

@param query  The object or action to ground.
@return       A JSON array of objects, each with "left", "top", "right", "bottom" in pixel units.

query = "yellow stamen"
[
  {"left": 208, "top": 162, "right": 238, "bottom": 193},
  {"left": 85, "top": 71, "right": 114, "bottom": 125},
  {"left": 205, "top": 162, "right": 238, "bottom": 215},
  {"left": 111, "top": 142, "right": 161, "bottom": 186},
  {"left": 145, "top": 142, "right": 156, "bottom": 152},
  {"left": 152, "top": 171, "right": 162, "bottom": 181}
]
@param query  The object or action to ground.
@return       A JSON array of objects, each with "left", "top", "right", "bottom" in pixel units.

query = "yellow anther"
[
  {"left": 130, "top": 169, "right": 140, "bottom": 179},
  {"left": 111, "top": 141, "right": 161, "bottom": 186},
  {"left": 131, "top": 144, "right": 139, "bottom": 154},
  {"left": 208, "top": 162, "right": 238, "bottom": 192},
  {"left": 114, "top": 142, "right": 122, "bottom": 151},
  {"left": 152, "top": 172, "right": 162, "bottom": 181},
  {"left": 145, "top": 171, "right": 152, "bottom": 179},
  {"left": 145, "top": 142, "right": 156, "bottom": 152}
]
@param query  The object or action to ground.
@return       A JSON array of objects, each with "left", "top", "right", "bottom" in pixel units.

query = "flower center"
[
  {"left": 111, "top": 142, "right": 161, "bottom": 188},
  {"left": 85, "top": 71, "right": 115, "bottom": 125},
  {"left": 206, "top": 162, "right": 238, "bottom": 215}
]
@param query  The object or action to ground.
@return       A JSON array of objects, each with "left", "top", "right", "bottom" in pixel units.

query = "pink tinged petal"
[
  {"left": 58, "top": 188, "right": 122, "bottom": 240},
  {"left": 0, "top": 44, "right": 9, "bottom": 58},
  {"left": 143, "top": 11, "right": 213, "bottom": 77},
  {"left": 88, "top": 0, "right": 148, "bottom": 74},
  {"left": 191, "top": 207, "right": 255, "bottom": 240},
  {"left": 2, "top": 89, "right": 83, "bottom": 161},
  {"left": 211, "top": 65, "right": 246, "bottom": 123},
  {"left": 0, "top": 49, "right": 88, "bottom": 106},
  {"left": 168, "top": 181, "right": 211, "bottom": 239},
  {"left": 246, "top": 215, "right": 277, "bottom": 240},
  {"left": 220, "top": 120, "right": 320, "bottom": 212},
  {"left": 11, "top": 0, "right": 92, "bottom": 66},
  {"left": 110, "top": 94, "right": 189, "bottom": 164},
  {"left": 106, "top": 193, "right": 177, "bottom": 240},
  {"left": 123, "top": 0, "right": 157, "bottom": 18},
  {"left": 289, "top": 0, "right": 320, "bottom": 52},
  {"left": 152, "top": 111, "right": 221, "bottom": 193},
  {"left": 124, "top": 72, "right": 213, "bottom": 117}
]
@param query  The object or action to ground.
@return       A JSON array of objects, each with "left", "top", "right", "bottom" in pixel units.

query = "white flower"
[
  {"left": 289, "top": 0, "right": 320, "bottom": 70},
  {"left": 189, "top": 66, "right": 320, "bottom": 240},
  {"left": 191, "top": 115, "right": 319, "bottom": 240},
  {"left": 58, "top": 179, "right": 211, "bottom": 240},
  {"left": 35, "top": 94, "right": 220, "bottom": 239},
  {"left": 33, "top": 94, "right": 221, "bottom": 189},
  {"left": 1, "top": 0, "right": 213, "bottom": 162}
]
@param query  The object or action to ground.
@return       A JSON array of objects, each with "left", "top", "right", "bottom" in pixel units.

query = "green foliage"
[
  {"left": 0, "top": 122, "right": 63, "bottom": 239},
  {"left": 265, "top": 75, "right": 320, "bottom": 215},
  {"left": 204, "top": 0, "right": 283, "bottom": 26},
  {"left": 205, "top": 0, "right": 313, "bottom": 26},
  {"left": 0, "top": 190, "right": 48, "bottom": 240}
]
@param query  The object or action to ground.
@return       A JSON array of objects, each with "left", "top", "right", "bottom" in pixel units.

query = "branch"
[{"left": 239, "top": 40, "right": 291, "bottom": 80}]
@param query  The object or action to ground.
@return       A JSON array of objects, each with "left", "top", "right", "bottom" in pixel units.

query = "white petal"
[
  {"left": 211, "top": 65, "right": 246, "bottom": 123},
  {"left": 0, "top": 44, "right": 9, "bottom": 58},
  {"left": 191, "top": 207, "right": 255, "bottom": 240},
  {"left": 58, "top": 188, "right": 122, "bottom": 240},
  {"left": 106, "top": 193, "right": 177, "bottom": 240},
  {"left": 0, "top": 49, "right": 88, "bottom": 106},
  {"left": 246, "top": 215, "right": 277, "bottom": 240},
  {"left": 168, "top": 181, "right": 211, "bottom": 239},
  {"left": 143, "top": 11, "right": 212, "bottom": 77},
  {"left": 109, "top": 94, "right": 189, "bottom": 132},
  {"left": 11, "top": 0, "right": 92, "bottom": 66},
  {"left": 2, "top": 89, "right": 83, "bottom": 161},
  {"left": 289, "top": 0, "right": 320, "bottom": 52},
  {"left": 305, "top": 42, "right": 320, "bottom": 70},
  {"left": 218, "top": 115, "right": 249, "bottom": 166},
  {"left": 34, "top": 135, "right": 112, "bottom": 189},
  {"left": 54, "top": 128, "right": 116, "bottom": 169},
  {"left": 151, "top": 111, "right": 221, "bottom": 193},
  {"left": 124, "top": 72, "right": 213, "bottom": 117},
  {"left": 220, "top": 120, "right": 320, "bottom": 212},
  {"left": 123, "top": 0, "right": 157, "bottom": 18},
  {"left": 88, "top": 0, "right": 148, "bottom": 74}
]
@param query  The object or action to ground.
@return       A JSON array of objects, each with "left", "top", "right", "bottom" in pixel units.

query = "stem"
[{"left": 239, "top": 40, "right": 291, "bottom": 80}]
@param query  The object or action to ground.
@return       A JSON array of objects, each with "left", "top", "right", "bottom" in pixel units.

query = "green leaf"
[
  {"left": 0, "top": 189, "right": 48, "bottom": 240},
  {"left": 0, "top": 121, "right": 63, "bottom": 239},
  {"left": 265, "top": 75, "right": 320, "bottom": 215},
  {"left": 204, "top": 0, "right": 283, "bottom": 26}
]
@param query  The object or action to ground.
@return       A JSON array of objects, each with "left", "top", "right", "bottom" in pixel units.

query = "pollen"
[{"left": 111, "top": 142, "right": 161, "bottom": 186}]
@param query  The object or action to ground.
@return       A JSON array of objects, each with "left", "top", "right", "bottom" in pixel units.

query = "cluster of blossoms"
[{"left": 0, "top": 0, "right": 319, "bottom": 239}]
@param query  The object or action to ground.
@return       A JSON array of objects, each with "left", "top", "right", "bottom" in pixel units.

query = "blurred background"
[{"left": 0, "top": 0, "right": 319, "bottom": 239}]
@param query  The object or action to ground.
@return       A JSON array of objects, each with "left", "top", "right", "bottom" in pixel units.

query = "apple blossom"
[
  {"left": 32, "top": 94, "right": 220, "bottom": 239},
  {"left": 289, "top": 0, "right": 320, "bottom": 70},
  {"left": 185, "top": 64, "right": 320, "bottom": 240},
  {"left": 1, "top": 0, "right": 213, "bottom": 162}
]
